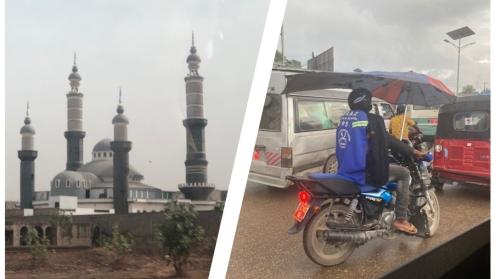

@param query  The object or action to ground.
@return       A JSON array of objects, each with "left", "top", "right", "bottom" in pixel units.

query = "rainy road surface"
[{"left": 227, "top": 182, "right": 489, "bottom": 279}]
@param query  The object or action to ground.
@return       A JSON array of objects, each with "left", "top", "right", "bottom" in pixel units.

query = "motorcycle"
[
  {"left": 287, "top": 152, "right": 440, "bottom": 266},
  {"left": 408, "top": 128, "right": 432, "bottom": 182}
]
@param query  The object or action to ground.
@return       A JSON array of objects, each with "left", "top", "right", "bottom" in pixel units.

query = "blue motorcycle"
[{"left": 287, "top": 153, "right": 439, "bottom": 266}]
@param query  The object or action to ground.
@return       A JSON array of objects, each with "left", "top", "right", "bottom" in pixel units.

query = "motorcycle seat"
[{"left": 308, "top": 173, "right": 376, "bottom": 195}]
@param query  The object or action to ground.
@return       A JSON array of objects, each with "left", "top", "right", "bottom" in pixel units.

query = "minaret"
[
  {"left": 64, "top": 53, "right": 86, "bottom": 170},
  {"left": 179, "top": 33, "right": 215, "bottom": 201},
  {"left": 18, "top": 102, "right": 37, "bottom": 209},
  {"left": 111, "top": 88, "right": 131, "bottom": 214}
]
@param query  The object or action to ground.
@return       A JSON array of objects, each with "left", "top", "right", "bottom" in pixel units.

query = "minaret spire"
[
  {"left": 179, "top": 34, "right": 215, "bottom": 201},
  {"left": 192, "top": 31, "right": 195, "bottom": 46},
  {"left": 65, "top": 54, "right": 85, "bottom": 170},
  {"left": 19, "top": 102, "right": 37, "bottom": 209},
  {"left": 111, "top": 87, "right": 131, "bottom": 214},
  {"left": 119, "top": 87, "right": 122, "bottom": 105},
  {"left": 26, "top": 101, "right": 30, "bottom": 117}
]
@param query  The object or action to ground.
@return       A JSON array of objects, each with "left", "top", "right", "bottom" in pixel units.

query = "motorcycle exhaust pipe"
[{"left": 324, "top": 229, "right": 388, "bottom": 244}]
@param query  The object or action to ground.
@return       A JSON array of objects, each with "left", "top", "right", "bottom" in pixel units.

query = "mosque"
[{"left": 16, "top": 37, "right": 219, "bottom": 214}]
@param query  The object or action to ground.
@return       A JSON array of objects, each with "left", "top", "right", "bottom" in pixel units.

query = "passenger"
[
  {"left": 389, "top": 104, "right": 420, "bottom": 142},
  {"left": 336, "top": 88, "right": 425, "bottom": 234}
]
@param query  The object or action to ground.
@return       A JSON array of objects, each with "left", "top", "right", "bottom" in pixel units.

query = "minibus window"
[
  {"left": 296, "top": 100, "right": 331, "bottom": 132},
  {"left": 453, "top": 111, "right": 489, "bottom": 132},
  {"left": 260, "top": 94, "right": 282, "bottom": 131},
  {"left": 325, "top": 101, "right": 349, "bottom": 129},
  {"left": 380, "top": 104, "right": 394, "bottom": 119}
]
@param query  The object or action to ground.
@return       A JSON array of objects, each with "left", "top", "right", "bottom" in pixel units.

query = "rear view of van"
[{"left": 249, "top": 70, "right": 395, "bottom": 188}]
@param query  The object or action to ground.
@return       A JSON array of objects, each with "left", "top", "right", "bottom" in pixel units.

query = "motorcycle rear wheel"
[{"left": 303, "top": 204, "right": 357, "bottom": 266}]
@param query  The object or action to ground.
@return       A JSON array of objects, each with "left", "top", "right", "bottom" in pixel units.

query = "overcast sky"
[
  {"left": 5, "top": 0, "right": 268, "bottom": 200},
  {"left": 283, "top": 0, "right": 490, "bottom": 92}
]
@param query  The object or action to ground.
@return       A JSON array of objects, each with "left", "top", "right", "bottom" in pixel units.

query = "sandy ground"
[{"left": 6, "top": 248, "right": 212, "bottom": 279}]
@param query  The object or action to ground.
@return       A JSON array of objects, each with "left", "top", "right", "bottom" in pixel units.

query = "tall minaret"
[
  {"left": 179, "top": 33, "right": 215, "bottom": 201},
  {"left": 111, "top": 88, "right": 131, "bottom": 214},
  {"left": 18, "top": 102, "right": 37, "bottom": 209},
  {"left": 64, "top": 53, "right": 86, "bottom": 171}
]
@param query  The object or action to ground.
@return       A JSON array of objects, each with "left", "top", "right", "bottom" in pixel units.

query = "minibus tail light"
[{"left": 281, "top": 147, "right": 293, "bottom": 168}]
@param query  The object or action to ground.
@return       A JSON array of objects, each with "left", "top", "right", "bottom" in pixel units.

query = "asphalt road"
[{"left": 227, "top": 182, "right": 490, "bottom": 279}]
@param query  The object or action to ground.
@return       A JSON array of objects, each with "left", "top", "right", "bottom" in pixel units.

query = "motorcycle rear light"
[
  {"left": 298, "top": 191, "right": 311, "bottom": 203},
  {"left": 429, "top": 118, "right": 438, "bottom": 124},
  {"left": 281, "top": 147, "right": 293, "bottom": 168},
  {"left": 434, "top": 144, "right": 443, "bottom": 153}
]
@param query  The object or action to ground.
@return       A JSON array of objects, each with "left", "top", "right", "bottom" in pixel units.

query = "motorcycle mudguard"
[
  {"left": 409, "top": 209, "right": 430, "bottom": 238},
  {"left": 287, "top": 199, "right": 326, "bottom": 235}
]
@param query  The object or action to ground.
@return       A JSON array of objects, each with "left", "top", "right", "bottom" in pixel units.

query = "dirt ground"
[{"left": 6, "top": 248, "right": 212, "bottom": 279}]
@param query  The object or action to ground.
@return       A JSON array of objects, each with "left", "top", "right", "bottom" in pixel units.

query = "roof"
[
  {"left": 92, "top": 138, "right": 112, "bottom": 152},
  {"left": 439, "top": 95, "right": 491, "bottom": 114},
  {"left": 79, "top": 159, "right": 143, "bottom": 180},
  {"left": 20, "top": 124, "right": 35, "bottom": 135}
]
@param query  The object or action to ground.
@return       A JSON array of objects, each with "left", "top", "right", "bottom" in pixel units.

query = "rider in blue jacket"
[{"left": 337, "top": 88, "right": 425, "bottom": 234}]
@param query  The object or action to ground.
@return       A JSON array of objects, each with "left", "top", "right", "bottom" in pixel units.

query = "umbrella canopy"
[
  {"left": 283, "top": 71, "right": 456, "bottom": 106},
  {"left": 352, "top": 71, "right": 455, "bottom": 106}
]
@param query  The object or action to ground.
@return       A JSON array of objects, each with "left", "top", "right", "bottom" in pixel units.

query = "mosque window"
[
  {"left": 103, "top": 152, "right": 107, "bottom": 158},
  {"left": 66, "top": 180, "right": 70, "bottom": 187},
  {"left": 76, "top": 180, "right": 80, "bottom": 188},
  {"left": 55, "top": 179, "right": 60, "bottom": 188},
  {"left": 146, "top": 191, "right": 149, "bottom": 199},
  {"left": 109, "top": 152, "right": 113, "bottom": 158},
  {"left": 140, "top": 191, "right": 144, "bottom": 198}
]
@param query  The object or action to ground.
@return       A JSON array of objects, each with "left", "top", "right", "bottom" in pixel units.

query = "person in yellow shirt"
[{"left": 389, "top": 105, "right": 420, "bottom": 141}]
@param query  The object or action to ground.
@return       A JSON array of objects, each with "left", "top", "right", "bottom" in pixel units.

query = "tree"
[
  {"left": 48, "top": 210, "right": 73, "bottom": 244},
  {"left": 26, "top": 227, "right": 48, "bottom": 267},
  {"left": 103, "top": 225, "right": 134, "bottom": 269},
  {"left": 273, "top": 50, "right": 302, "bottom": 69},
  {"left": 155, "top": 204, "right": 205, "bottom": 276},
  {"left": 461, "top": 84, "right": 476, "bottom": 96}
]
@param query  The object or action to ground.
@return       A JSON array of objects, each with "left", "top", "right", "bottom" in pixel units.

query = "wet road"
[{"left": 227, "top": 182, "right": 490, "bottom": 279}]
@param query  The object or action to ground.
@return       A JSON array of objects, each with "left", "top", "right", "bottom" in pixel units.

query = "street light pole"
[
  {"left": 456, "top": 39, "right": 461, "bottom": 94},
  {"left": 444, "top": 26, "right": 476, "bottom": 95}
]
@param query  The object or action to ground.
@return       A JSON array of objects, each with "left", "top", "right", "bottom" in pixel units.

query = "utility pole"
[{"left": 280, "top": 24, "right": 285, "bottom": 66}]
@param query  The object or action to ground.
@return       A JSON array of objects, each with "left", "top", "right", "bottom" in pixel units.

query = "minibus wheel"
[{"left": 323, "top": 154, "right": 338, "bottom": 174}]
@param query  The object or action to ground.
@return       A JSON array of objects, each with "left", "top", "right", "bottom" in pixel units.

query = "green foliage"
[
  {"left": 461, "top": 84, "right": 476, "bottom": 96},
  {"left": 103, "top": 225, "right": 134, "bottom": 268},
  {"left": 274, "top": 50, "right": 302, "bottom": 68},
  {"left": 48, "top": 210, "right": 73, "bottom": 238},
  {"left": 155, "top": 204, "right": 205, "bottom": 275},
  {"left": 214, "top": 202, "right": 224, "bottom": 212},
  {"left": 26, "top": 228, "right": 48, "bottom": 266}
]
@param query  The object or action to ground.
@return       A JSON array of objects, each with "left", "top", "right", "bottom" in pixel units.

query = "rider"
[
  {"left": 389, "top": 104, "right": 420, "bottom": 142},
  {"left": 336, "top": 88, "right": 425, "bottom": 234}
]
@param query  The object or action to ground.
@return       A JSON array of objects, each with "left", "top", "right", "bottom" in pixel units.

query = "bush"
[
  {"left": 26, "top": 228, "right": 48, "bottom": 267},
  {"left": 48, "top": 210, "right": 73, "bottom": 239},
  {"left": 103, "top": 225, "right": 134, "bottom": 269},
  {"left": 155, "top": 204, "right": 205, "bottom": 276}
]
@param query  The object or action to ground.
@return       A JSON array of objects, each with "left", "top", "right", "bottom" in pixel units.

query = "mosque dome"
[
  {"left": 50, "top": 170, "right": 88, "bottom": 197},
  {"left": 93, "top": 138, "right": 112, "bottom": 153},
  {"left": 68, "top": 65, "right": 81, "bottom": 81},
  {"left": 112, "top": 112, "right": 129, "bottom": 124},
  {"left": 20, "top": 123, "right": 35, "bottom": 135},
  {"left": 79, "top": 139, "right": 143, "bottom": 181}
]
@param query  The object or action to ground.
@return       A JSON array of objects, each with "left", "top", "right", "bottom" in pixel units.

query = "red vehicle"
[{"left": 432, "top": 95, "right": 490, "bottom": 188}]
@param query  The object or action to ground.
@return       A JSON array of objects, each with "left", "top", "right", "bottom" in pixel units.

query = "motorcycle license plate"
[{"left": 293, "top": 202, "right": 310, "bottom": 222}]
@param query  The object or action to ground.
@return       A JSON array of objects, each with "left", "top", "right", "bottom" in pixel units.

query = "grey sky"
[
  {"left": 6, "top": 0, "right": 268, "bottom": 200},
  {"left": 283, "top": 0, "right": 490, "bottom": 92}
]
